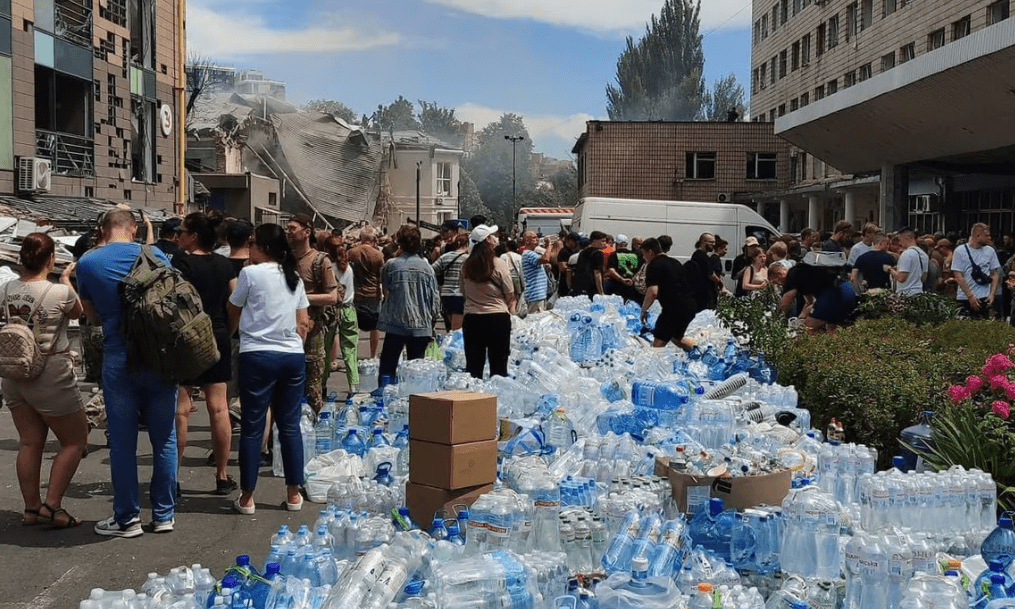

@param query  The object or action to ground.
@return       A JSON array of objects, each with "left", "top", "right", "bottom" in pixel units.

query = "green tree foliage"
[
  {"left": 418, "top": 101, "right": 463, "bottom": 145},
  {"left": 701, "top": 74, "right": 746, "bottom": 121},
  {"left": 458, "top": 168, "right": 493, "bottom": 222},
  {"left": 373, "top": 95, "right": 420, "bottom": 131},
  {"left": 304, "top": 99, "right": 358, "bottom": 123},
  {"left": 606, "top": 0, "right": 706, "bottom": 121},
  {"left": 462, "top": 113, "right": 534, "bottom": 228}
]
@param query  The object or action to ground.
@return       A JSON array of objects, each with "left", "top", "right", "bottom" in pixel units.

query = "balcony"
[{"left": 36, "top": 130, "right": 94, "bottom": 177}]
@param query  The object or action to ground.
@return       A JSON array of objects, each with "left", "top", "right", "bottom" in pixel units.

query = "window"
[
  {"left": 861, "top": 0, "right": 873, "bottom": 29},
  {"left": 859, "top": 62, "right": 873, "bottom": 81},
  {"left": 791, "top": 41, "right": 800, "bottom": 70},
  {"left": 34, "top": 65, "right": 91, "bottom": 137},
  {"left": 899, "top": 42, "right": 915, "bottom": 63},
  {"left": 793, "top": 0, "right": 802, "bottom": 15},
  {"left": 791, "top": 98, "right": 799, "bottom": 111},
  {"left": 129, "top": 0, "right": 155, "bottom": 69},
  {"left": 801, "top": 92, "right": 809, "bottom": 106},
  {"left": 772, "top": 5, "right": 779, "bottom": 31},
  {"left": 130, "top": 95, "right": 156, "bottom": 182},
  {"left": 759, "top": 64, "right": 767, "bottom": 89},
  {"left": 779, "top": 50, "right": 787, "bottom": 78},
  {"left": 927, "top": 28, "right": 945, "bottom": 51},
  {"left": 754, "top": 20, "right": 761, "bottom": 45},
  {"left": 803, "top": 0, "right": 811, "bottom": 8},
  {"left": 778, "top": 104, "right": 786, "bottom": 117},
  {"left": 800, "top": 152, "right": 808, "bottom": 180},
  {"left": 752, "top": 67, "right": 759, "bottom": 93},
  {"left": 686, "top": 152, "right": 716, "bottom": 180},
  {"left": 953, "top": 15, "right": 971, "bottom": 40},
  {"left": 884, "top": 0, "right": 897, "bottom": 17},
  {"left": 436, "top": 162, "right": 452, "bottom": 197},
  {"left": 844, "top": 70, "right": 857, "bottom": 87},
  {"left": 988, "top": 0, "right": 1010, "bottom": 25},
  {"left": 827, "top": 79, "right": 838, "bottom": 94},
  {"left": 882, "top": 51, "right": 896, "bottom": 71},
  {"left": 780, "top": 0, "right": 789, "bottom": 24},
  {"left": 770, "top": 57, "right": 776, "bottom": 85},
  {"left": 815, "top": 84, "right": 825, "bottom": 100},
  {"left": 816, "top": 23, "right": 826, "bottom": 56},
  {"left": 827, "top": 15, "right": 839, "bottom": 49},
  {"left": 747, "top": 153, "right": 778, "bottom": 180},
  {"left": 845, "top": 3, "right": 857, "bottom": 42},
  {"left": 762, "top": 14, "right": 769, "bottom": 38},
  {"left": 801, "top": 34, "right": 811, "bottom": 64},
  {"left": 769, "top": 109, "right": 776, "bottom": 122}
]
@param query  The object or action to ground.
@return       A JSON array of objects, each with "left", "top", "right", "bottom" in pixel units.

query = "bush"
[
  {"left": 852, "top": 291, "right": 961, "bottom": 326},
  {"left": 716, "top": 287, "right": 795, "bottom": 357},
  {"left": 774, "top": 318, "right": 1015, "bottom": 467}
]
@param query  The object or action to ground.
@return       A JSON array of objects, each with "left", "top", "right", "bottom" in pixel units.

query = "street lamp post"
[{"left": 505, "top": 135, "right": 524, "bottom": 231}]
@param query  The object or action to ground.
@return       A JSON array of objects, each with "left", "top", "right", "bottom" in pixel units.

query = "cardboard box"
[
  {"left": 409, "top": 439, "right": 498, "bottom": 489},
  {"left": 409, "top": 391, "right": 498, "bottom": 445},
  {"left": 405, "top": 481, "right": 494, "bottom": 527},
  {"left": 654, "top": 455, "right": 793, "bottom": 513}
]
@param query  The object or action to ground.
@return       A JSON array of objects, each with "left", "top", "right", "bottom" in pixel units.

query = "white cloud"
[
  {"left": 187, "top": 3, "right": 400, "bottom": 58},
  {"left": 456, "top": 102, "right": 596, "bottom": 154},
  {"left": 423, "top": 0, "right": 752, "bottom": 34}
]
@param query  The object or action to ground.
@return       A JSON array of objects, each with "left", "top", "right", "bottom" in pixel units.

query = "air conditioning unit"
[
  {"left": 18, "top": 157, "right": 52, "bottom": 193},
  {"left": 717, "top": 193, "right": 732, "bottom": 203}
]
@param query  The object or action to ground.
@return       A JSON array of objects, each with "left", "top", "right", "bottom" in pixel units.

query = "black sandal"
[
  {"left": 40, "top": 503, "right": 82, "bottom": 529},
  {"left": 22, "top": 508, "right": 41, "bottom": 526}
]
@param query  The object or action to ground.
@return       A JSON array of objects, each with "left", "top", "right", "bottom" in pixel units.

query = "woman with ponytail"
[{"left": 227, "top": 223, "right": 310, "bottom": 514}]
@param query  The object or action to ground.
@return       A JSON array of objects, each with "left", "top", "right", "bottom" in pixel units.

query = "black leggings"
[{"left": 462, "top": 312, "right": 512, "bottom": 379}]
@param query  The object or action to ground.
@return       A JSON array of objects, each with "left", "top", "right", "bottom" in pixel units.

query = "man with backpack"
[
  {"left": 77, "top": 209, "right": 179, "bottom": 538},
  {"left": 287, "top": 214, "right": 340, "bottom": 413}
]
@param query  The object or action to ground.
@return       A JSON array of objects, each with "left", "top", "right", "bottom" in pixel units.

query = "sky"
[{"left": 187, "top": 0, "right": 753, "bottom": 160}]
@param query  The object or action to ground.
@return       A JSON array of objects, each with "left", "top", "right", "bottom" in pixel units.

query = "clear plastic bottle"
[
  {"left": 341, "top": 428, "right": 366, "bottom": 458},
  {"left": 314, "top": 411, "right": 333, "bottom": 457},
  {"left": 689, "top": 582, "right": 716, "bottom": 609},
  {"left": 546, "top": 407, "right": 576, "bottom": 452}
]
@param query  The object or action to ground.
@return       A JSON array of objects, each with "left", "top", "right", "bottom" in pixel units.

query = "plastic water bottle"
[
  {"left": 314, "top": 412, "right": 333, "bottom": 457},
  {"left": 368, "top": 428, "right": 390, "bottom": 449},
  {"left": 429, "top": 514, "right": 448, "bottom": 542},
  {"left": 689, "top": 582, "right": 715, "bottom": 609},
  {"left": 382, "top": 379, "right": 399, "bottom": 408},
  {"left": 546, "top": 407, "right": 576, "bottom": 451},
  {"left": 341, "top": 428, "right": 366, "bottom": 458},
  {"left": 983, "top": 516, "right": 1015, "bottom": 569},
  {"left": 246, "top": 562, "right": 279, "bottom": 609},
  {"left": 601, "top": 511, "right": 640, "bottom": 573},
  {"left": 975, "top": 560, "right": 1015, "bottom": 605},
  {"left": 631, "top": 380, "right": 689, "bottom": 411}
]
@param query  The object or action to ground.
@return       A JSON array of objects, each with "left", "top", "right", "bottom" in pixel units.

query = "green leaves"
[{"left": 716, "top": 287, "right": 792, "bottom": 357}]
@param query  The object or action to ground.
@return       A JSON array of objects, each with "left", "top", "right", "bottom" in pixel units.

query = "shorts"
[
  {"left": 2, "top": 353, "right": 84, "bottom": 417},
  {"left": 182, "top": 329, "right": 232, "bottom": 386},
  {"left": 442, "top": 295, "right": 465, "bottom": 316},
  {"left": 811, "top": 282, "right": 857, "bottom": 325},
  {"left": 653, "top": 309, "right": 694, "bottom": 344},
  {"left": 355, "top": 297, "right": 381, "bottom": 331}
]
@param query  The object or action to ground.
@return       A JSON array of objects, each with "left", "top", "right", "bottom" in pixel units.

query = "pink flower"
[
  {"left": 1005, "top": 384, "right": 1015, "bottom": 400},
  {"left": 948, "top": 385, "right": 971, "bottom": 404},
  {"left": 989, "top": 374, "right": 1010, "bottom": 392},
  {"left": 983, "top": 354, "right": 1015, "bottom": 377},
  {"left": 992, "top": 401, "right": 1010, "bottom": 420},
  {"left": 966, "top": 375, "right": 985, "bottom": 394}
]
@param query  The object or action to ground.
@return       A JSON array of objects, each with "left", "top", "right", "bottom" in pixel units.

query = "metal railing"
[
  {"left": 36, "top": 130, "right": 95, "bottom": 177},
  {"left": 55, "top": 0, "right": 93, "bottom": 49}
]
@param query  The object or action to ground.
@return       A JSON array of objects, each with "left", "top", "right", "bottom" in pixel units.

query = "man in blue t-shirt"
[
  {"left": 520, "top": 231, "right": 561, "bottom": 314},
  {"left": 77, "top": 209, "right": 179, "bottom": 538},
  {"left": 850, "top": 233, "right": 895, "bottom": 291}
]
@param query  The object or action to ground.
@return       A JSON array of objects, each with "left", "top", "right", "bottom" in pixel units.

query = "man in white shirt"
[
  {"left": 847, "top": 222, "right": 881, "bottom": 266},
  {"left": 952, "top": 223, "right": 1001, "bottom": 319},
  {"left": 887, "top": 228, "right": 928, "bottom": 296}
]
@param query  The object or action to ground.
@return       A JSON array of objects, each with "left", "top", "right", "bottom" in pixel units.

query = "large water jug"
[{"left": 899, "top": 411, "right": 935, "bottom": 473}]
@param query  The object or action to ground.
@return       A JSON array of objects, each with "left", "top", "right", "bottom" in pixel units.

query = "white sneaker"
[
  {"left": 152, "top": 517, "right": 175, "bottom": 533},
  {"left": 94, "top": 515, "right": 143, "bottom": 538}
]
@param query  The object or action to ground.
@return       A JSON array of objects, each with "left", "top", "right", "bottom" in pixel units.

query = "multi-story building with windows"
[
  {"left": 0, "top": 0, "right": 183, "bottom": 219},
  {"left": 751, "top": 0, "right": 1015, "bottom": 236}
]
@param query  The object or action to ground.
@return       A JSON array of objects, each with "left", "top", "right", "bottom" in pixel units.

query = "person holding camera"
[{"left": 952, "top": 223, "right": 1001, "bottom": 319}]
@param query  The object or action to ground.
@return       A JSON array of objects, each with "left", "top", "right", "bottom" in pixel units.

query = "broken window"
[
  {"left": 129, "top": 0, "right": 154, "bottom": 69},
  {"left": 100, "top": 0, "right": 127, "bottom": 27},
  {"left": 35, "top": 0, "right": 92, "bottom": 49},
  {"left": 747, "top": 153, "right": 778, "bottom": 180},
  {"left": 34, "top": 65, "right": 94, "bottom": 175},
  {"left": 130, "top": 95, "right": 156, "bottom": 182}
]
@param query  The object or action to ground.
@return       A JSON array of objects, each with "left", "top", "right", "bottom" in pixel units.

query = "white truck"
[
  {"left": 571, "top": 197, "right": 781, "bottom": 289},
  {"left": 516, "top": 207, "right": 574, "bottom": 237}
]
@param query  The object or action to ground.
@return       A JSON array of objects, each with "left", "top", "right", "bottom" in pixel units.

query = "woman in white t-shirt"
[
  {"left": 3, "top": 232, "right": 86, "bottom": 528},
  {"left": 228, "top": 224, "right": 310, "bottom": 514}
]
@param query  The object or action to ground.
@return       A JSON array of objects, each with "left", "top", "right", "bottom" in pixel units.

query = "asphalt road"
[{"left": 0, "top": 337, "right": 370, "bottom": 609}]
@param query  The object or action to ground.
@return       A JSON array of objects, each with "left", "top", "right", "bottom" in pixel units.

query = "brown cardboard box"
[
  {"left": 654, "top": 455, "right": 793, "bottom": 513},
  {"left": 409, "top": 392, "right": 498, "bottom": 445},
  {"left": 405, "top": 481, "right": 493, "bottom": 527},
  {"left": 409, "top": 439, "right": 498, "bottom": 489}
]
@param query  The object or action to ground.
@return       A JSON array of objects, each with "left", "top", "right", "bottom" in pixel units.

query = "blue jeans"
[
  {"left": 237, "top": 351, "right": 306, "bottom": 490},
  {"left": 102, "top": 350, "right": 178, "bottom": 525}
]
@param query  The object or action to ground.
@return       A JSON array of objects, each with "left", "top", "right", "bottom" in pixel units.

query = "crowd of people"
[{"left": 3, "top": 207, "right": 1012, "bottom": 539}]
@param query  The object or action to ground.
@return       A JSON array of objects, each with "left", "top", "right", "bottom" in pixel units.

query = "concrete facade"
[
  {"left": 381, "top": 133, "right": 464, "bottom": 235},
  {"left": 0, "top": 0, "right": 181, "bottom": 211},
  {"left": 572, "top": 121, "right": 793, "bottom": 208}
]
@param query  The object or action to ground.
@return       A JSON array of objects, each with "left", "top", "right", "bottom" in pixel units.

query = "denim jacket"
[{"left": 377, "top": 254, "right": 442, "bottom": 337}]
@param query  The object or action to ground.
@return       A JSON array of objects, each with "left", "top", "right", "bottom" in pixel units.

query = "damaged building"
[{"left": 0, "top": 0, "right": 184, "bottom": 223}]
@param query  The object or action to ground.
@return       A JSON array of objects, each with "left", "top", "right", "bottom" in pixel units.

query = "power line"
[{"left": 702, "top": 1, "right": 752, "bottom": 38}]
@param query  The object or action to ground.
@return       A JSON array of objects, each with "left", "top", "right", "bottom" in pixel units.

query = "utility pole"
[
  {"left": 416, "top": 161, "right": 422, "bottom": 226},
  {"left": 505, "top": 135, "right": 524, "bottom": 230}
]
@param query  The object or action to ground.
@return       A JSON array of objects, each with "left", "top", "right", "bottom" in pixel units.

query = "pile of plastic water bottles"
[{"left": 77, "top": 297, "right": 1015, "bottom": 609}]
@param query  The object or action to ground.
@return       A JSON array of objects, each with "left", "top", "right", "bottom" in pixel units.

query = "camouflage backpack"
[{"left": 119, "top": 245, "right": 219, "bottom": 382}]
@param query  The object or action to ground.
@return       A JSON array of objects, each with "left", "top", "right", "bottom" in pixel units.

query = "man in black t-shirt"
[
  {"left": 851, "top": 233, "right": 894, "bottom": 291},
  {"left": 640, "top": 238, "right": 697, "bottom": 349},
  {"left": 689, "top": 232, "right": 717, "bottom": 311},
  {"left": 556, "top": 232, "right": 578, "bottom": 298},
  {"left": 155, "top": 218, "right": 184, "bottom": 261},
  {"left": 571, "top": 231, "right": 607, "bottom": 298}
]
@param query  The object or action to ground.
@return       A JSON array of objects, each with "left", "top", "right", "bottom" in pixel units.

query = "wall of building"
[
  {"left": 383, "top": 148, "right": 460, "bottom": 232},
  {"left": 574, "top": 121, "right": 792, "bottom": 204}
]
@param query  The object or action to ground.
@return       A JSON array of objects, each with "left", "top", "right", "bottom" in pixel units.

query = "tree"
[
  {"left": 184, "top": 54, "right": 233, "bottom": 128},
  {"left": 549, "top": 163, "right": 579, "bottom": 209},
  {"left": 462, "top": 113, "right": 534, "bottom": 228},
  {"left": 701, "top": 74, "right": 746, "bottom": 121},
  {"left": 458, "top": 168, "right": 493, "bottom": 222},
  {"left": 304, "top": 99, "right": 358, "bottom": 123},
  {"left": 373, "top": 96, "right": 420, "bottom": 131},
  {"left": 418, "top": 100, "right": 463, "bottom": 145},
  {"left": 606, "top": 0, "right": 706, "bottom": 121}
]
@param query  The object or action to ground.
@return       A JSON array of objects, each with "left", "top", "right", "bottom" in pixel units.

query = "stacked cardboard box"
[{"left": 405, "top": 391, "right": 498, "bottom": 526}]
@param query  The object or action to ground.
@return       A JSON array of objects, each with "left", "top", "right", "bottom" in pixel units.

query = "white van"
[
  {"left": 571, "top": 197, "right": 781, "bottom": 290},
  {"left": 517, "top": 207, "right": 574, "bottom": 237}
]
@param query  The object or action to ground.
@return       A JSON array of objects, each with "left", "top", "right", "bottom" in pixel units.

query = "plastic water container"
[{"left": 899, "top": 411, "right": 935, "bottom": 473}]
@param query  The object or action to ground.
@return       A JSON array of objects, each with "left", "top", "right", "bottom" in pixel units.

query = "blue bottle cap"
[
  {"left": 992, "top": 574, "right": 1007, "bottom": 585},
  {"left": 264, "top": 563, "right": 280, "bottom": 577},
  {"left": 236, "top": 555, "right": 250, "bottom": 566},
  {"left": 892, "top": 455, "right": 905, "bottom": 469},
  {"left": 1001, "top": 516, "right": 1013, "bottom": 529},
  {"left": 403, "top": 580, "right": 425, "bottom": 596}
]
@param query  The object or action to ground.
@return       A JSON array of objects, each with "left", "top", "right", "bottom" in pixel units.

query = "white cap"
[
  {"left": 468, "top": 224, "right": 498, "bottom": 252},
  {"left": 615, "top": 234, "right": 629, "bottom": 245}
]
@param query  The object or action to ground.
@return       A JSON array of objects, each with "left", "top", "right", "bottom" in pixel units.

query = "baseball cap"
[
  {"left": 290, "top": 213, "right": 313, "bottom": 229},
  {"left": 615, "top": 234, "right": 629, "bottom": 245},
  {"left": 469, "top": 224, "right": 498, "bottom": 251},
  {"left": 161, "top": 218, "right": 182, "bottom": 233},
  {"left": 744, "top": 236, "right": 760, "bottom": 247}
]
